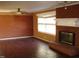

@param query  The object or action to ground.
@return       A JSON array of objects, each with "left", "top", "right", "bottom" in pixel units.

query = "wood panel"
[
  {"left": 0, "top": 15, "right": 33, "bottom": 38},
  {"left": 56, "top": 4, "right": 79, "bottom": 18}
]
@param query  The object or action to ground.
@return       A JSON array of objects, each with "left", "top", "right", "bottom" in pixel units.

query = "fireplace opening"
[{"left": 59, "top": 31, "right": 75, "bottom": 46}]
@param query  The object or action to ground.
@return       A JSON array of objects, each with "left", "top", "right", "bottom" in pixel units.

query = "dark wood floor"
[{"left": 0, "top": 37, "right": 78, "bottom": 58}]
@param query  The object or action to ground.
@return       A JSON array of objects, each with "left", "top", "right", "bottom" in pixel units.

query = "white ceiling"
[{"left": 0, "top": 1, "right": 78, "bottom": 13}]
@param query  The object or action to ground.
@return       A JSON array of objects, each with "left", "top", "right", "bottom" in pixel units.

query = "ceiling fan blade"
[
  {"left": 16, "top": 8, "right": 32, "bottom": 15},
  {"left": 18, "top": 8, "right": 20, "bottom": 12}
]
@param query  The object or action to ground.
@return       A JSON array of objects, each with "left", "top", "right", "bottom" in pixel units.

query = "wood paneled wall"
[
  {"left": 0, "top": 15, "right": 33, "bottom": 38},
  {"left": 56, "top": 4, "right": 79, "bottom": 18}
]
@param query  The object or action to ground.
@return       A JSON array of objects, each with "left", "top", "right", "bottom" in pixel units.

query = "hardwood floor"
[{"left": 0, "top": 37, "right": 78, "bottom": 58}]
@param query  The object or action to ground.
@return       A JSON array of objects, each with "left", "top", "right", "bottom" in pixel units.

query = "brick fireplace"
[
  {"left": 49, "top": 26, "right": 79, "bottom": 56},
  {"left": 56, "top": 26, "right": 79, "bottom": 48},
  {"left": 49, "top": 4, "right": 79, "bottom": 56}
]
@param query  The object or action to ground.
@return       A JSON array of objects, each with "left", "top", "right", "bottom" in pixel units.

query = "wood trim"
[
  {"left": 0, "top": 36, "right": 32, "bottom": 40},
  {"left": 33, "top": 9, "right": 55, "bottom": 14},
  {"left": 56, "top": 25, "right": 79, "bottom": 28},
  {"left": 33, "top": 36, "right": 51, "bottom": 43}
]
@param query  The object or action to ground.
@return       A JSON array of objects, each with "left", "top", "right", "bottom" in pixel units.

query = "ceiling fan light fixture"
[
  {"left": 16, "top": 8, "right": 22, "bottom": 15},
  {"left": 17, "top": 12, "right": 22, "bottom": 14}
]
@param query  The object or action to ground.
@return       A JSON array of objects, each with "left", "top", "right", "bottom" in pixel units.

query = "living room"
[{"left": 0, "top": 1, "right": 78, "bottom": 58}]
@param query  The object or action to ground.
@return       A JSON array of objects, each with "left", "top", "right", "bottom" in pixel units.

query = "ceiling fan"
[
  {"left": 58, "top": 1, "right": 78, "bottom": 5},
  {"left": 16, "top": 8, "right": 30, "bottom": 15},
  {"left": 56, "top": 1, "right": 78, "bottom": 10}
]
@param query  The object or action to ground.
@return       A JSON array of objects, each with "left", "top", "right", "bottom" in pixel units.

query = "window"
[{"left": 38, "top": 17, "right": 56, "bottom": 35}]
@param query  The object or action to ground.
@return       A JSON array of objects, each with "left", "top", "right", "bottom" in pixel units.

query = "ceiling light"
[{"left": 64, "top": 1, "right": 68, "bottom": 10}]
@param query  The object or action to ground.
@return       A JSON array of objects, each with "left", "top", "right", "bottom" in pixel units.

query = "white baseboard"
[{"left": 0, "top": 36, "right": 33, "bottom": 40}]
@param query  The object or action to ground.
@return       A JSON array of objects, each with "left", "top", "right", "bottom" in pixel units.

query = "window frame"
[{"left": 38, "top": 16, "right": 56, "bottom": 35}]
